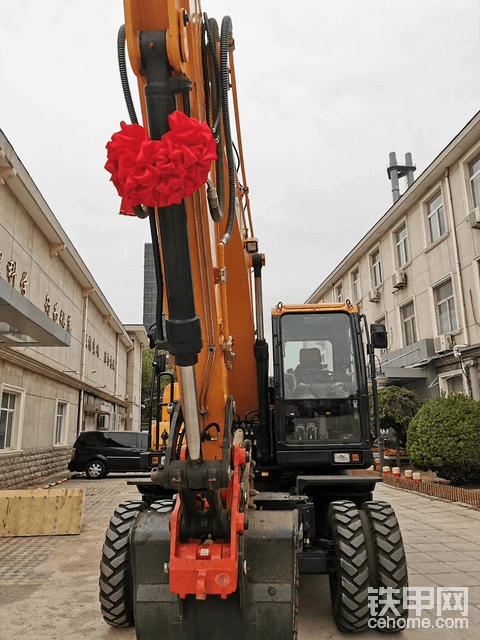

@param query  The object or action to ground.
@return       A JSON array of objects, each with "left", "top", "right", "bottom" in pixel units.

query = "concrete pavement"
[{"left": 0, "top": 476, "right": 479, "bottom": 639}]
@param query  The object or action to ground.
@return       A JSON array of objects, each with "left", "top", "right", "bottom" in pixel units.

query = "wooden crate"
[{"left": 0, "top": 488, "right": 85, "bottom": 536}]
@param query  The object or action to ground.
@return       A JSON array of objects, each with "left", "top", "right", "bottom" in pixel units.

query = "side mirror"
[{"left": 370, "top": 323, "right": 388, "bottom": 350}]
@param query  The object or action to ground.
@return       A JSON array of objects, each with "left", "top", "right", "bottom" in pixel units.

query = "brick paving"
[
  {"left": 0, "top": 475, "right": 479, "bottom": 639},
  {"left": 0, "top": 537, "right": 62, "bottom": 580}
]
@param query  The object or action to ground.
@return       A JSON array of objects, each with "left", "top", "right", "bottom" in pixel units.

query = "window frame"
[
  {"left": 351, "top": 267, "right": 361, "bottom": 302},
  {"left": 439, "top": 371, "right": 468, "bottom": 397},
  {"left": 54, "top": 399, "right": 69, "bottom": 446},
  {"left": 432, "top": 277, "right": 458, "bottom": 336},
  {"left": 469, "top": 153, "right": 480, "bottom": 210},
  {"left": 98, "top": 413, "right": 109, "bottom": 431},
  {"left": 420, "top": 184, "right": 449, "bottom": 252},
  {"left": 395, "top": 223, "right": 409, "bottom": 268},
  {"left": 0, "top": 384, "right": 25, "bottom": 454},
  {"left": 335, "top": 282, "right": 344, "bottom": 304},
  {"left": 399, "top": 299, "right": 417, "bottom": 347},
  {"left": 426, "top": 192, "right": 446, "bottom": 245},
  {"left": 371, "top": 248, "right": 382, "bottom": 287}
]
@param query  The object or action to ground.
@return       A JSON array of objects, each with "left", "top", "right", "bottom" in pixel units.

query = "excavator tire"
[
  {"left": 99, "top": 499, "right": 174, "bottom": 627},
  {"left": 150, "top": 499, "right": 175, "bottom": 515},
  {"left": 328, "top": 500, "right": 370, "bottom": 633},
  {"left": 100, "top": 500, "right": 143, "bottom": 627},
  {"left": 361, "top": 501, "right": 408, "bottom": 633}
]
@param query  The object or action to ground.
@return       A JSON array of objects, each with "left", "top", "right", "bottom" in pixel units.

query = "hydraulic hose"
[
  {"left": 118, "top": 25, "right": 147, "bottom": 223},
  {"left": 203, "top": 16, "right": 222, "bottom": 135},
  {"left": 219, "top": 16, "right": 237, "bottom": 245},
  {"left": 117, "top": 28, "right": 167, "bottom": 344},
  {"left": 201, "top": 20, "right": 212, "bottom": 129},
  {"left": 203, "top": 15, "right": 225, "bottom": 223},
  {"left": 117, "top": 25, "right": 138, "bottom": 125}
]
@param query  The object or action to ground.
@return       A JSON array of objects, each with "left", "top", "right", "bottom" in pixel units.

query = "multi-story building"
[
  {"left": 307, "top": 111, "right": 480, "bottom": 402},
  {"left": 0, "top": 129, "right": 148, "bottom": 488}
]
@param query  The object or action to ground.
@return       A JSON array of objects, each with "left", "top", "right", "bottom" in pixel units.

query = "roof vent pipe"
[{"left": 387, "top": 152, "right": 416, "bottom": 203}]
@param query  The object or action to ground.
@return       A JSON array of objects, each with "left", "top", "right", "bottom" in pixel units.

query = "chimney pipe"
[{"left": 387, "top": 152, "right": 416, "bottom": 204}]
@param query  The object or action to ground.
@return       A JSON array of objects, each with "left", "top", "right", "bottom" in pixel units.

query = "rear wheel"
[
  {"left": 86, "top": 459, "right": 106, "bottom": 479},
  {"left": 361, "top": 501, "right": 408, "bottom": 633},
  {"left": 328, "top": 500, "right": 369, "bottom": 632}
]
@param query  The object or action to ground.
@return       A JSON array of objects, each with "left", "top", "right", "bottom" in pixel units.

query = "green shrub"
[
  {"left": 370, "top": 386, "right": 420, "bottom": 447},
  {"left": 407, "top": 392, "right": 480, "bottom": 484}
]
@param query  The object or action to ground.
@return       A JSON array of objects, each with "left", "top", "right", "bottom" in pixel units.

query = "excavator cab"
[{"left": 270, "top": 304, "right": 375, "bottom": 472}]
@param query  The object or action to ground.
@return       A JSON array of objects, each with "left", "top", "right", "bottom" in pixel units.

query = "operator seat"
[{"left": 294, "top": 347, "right": 329, "bottom": 385}]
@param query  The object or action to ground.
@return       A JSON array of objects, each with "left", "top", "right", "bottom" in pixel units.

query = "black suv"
[{"left": 68, "top": 430, "right": 149, "bottom": 479}]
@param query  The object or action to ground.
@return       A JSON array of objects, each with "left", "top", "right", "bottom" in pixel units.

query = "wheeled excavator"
[{"left": 100, "top": 2, "right": 408, "bottom": 638}]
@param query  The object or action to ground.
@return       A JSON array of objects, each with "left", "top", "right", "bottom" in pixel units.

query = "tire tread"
[
  {"left": 363, "top": 500, "right": 408, "bottom": 633},
  {"left": 329, "top": 500, "right": 370, "bottom": 633}
]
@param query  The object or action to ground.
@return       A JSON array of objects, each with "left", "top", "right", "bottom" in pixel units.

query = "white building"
[
  {"left": 307, "top": 111, "right": 480, "bottom": 402},
  {"left": 0, "top": 130, "right": 148, "bottom": 489}
]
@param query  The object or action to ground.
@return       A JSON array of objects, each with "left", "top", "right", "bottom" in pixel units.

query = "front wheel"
[
  {"left": 85, "top": 459, "right": 106, "bottom": 479},
  {"left": 99, "top": 499, "right": 174, "bottom": 628},
  {"left": 361, "top": 501, "right": 408, "bottom": 633},
  {"left": 328, "top": 500, "right": 370, "bottom": 632},
  {"left": 99, "top": 500, "right": 143, "bottom": 627}
]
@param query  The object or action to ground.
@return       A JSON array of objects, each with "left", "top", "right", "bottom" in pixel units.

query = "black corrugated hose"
[
  {"left": 202, "top": 14, "right": 237, "bottom": 240},
  {"left": 116, "top": 25, "right": 165, "bottom": 345},
  {"left": 219, "top": 16, "right": 236, "bottom": 245},
  {"left": 202, "top": 15, "right": 225, "bottom": 223},
  {"left": 117, "top": 25, "right": 138, "bottom": 125}
]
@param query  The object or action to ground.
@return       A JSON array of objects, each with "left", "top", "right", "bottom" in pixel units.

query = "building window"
[
  {"left": 352, "top": 268, "right": 361, "bottom": 301},
  {"left": 0, "top": 392, "right": 15, "bottom": 450},
  {"left": 427, "top": 193, "right": 446, "bottom": 243},
  {"left": 439, "top": 372, "right": 466, "bottom": 396},
  {"left": 400, "top": 301, "right": 417, "bottom": 346},
  {"left": 433, "top": 279, "right": 458, "bottom": 334},
  {"left": 55, "top": 402, "right": 67, "bottom": 445},
  {"left": 336, "top": 283, "right": 343, "bottom": 303},
  {"left": 396, "top": 224, "right": 409, "bottom": 267},
  {"left": 470, "top": 154, "right": 480, "bottom": 209},
  {"left": 98, "top": 414, "right": 108, "bottom": 430},
  {"left": 371, "top": 250, "right": 382, "bottom": 286}
]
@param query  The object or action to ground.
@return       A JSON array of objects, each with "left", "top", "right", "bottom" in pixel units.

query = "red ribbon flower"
[{"left": 105, "top": 111, "right": 217, "bottom": 215}]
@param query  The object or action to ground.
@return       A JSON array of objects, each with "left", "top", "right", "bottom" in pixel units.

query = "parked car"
[{"left": 68, "top": 430, "right": 149, "bottom": 479}]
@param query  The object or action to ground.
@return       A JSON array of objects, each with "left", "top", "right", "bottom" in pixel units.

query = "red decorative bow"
[{"left": 105, "top": 111, "right": 217, "bottom": 215}]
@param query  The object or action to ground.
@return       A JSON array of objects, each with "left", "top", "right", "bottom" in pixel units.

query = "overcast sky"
[{"left": 1, "top": 1, "right": 479, "bottom": 328}]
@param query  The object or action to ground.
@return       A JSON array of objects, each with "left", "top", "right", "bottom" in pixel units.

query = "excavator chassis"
[
  {"left": 100, "top": 476, "right": 407, "bottom": 636},
  {"left": 130, "top": 502, "right": 299, "bottom": 640}
]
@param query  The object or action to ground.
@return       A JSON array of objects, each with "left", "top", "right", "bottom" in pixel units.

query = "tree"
[
  {"left": 373, "top": 386, "right": 420, "bottom": 466},
  {"left": 407, "top": 392, "right": 480, "bottom": 485}
]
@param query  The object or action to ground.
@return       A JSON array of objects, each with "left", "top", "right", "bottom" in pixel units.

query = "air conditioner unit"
[
  {"left": 368, "top": 288, "right": 380, "bottom": 303},
  {"left": 468, "top": 207, "right": 480, "bottom": 229},
  {"left": 434, "top": 333, "right": 451, "bottom": 353},
  {"left": 392, "top": 269, "right": 407, "bottom": 289}
]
